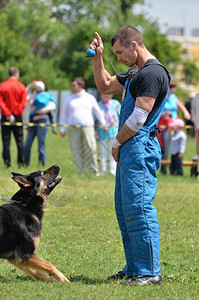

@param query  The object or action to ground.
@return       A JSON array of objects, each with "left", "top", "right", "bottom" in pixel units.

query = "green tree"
[
  {"left": 60, "top": 16, "right": 183, "bottom": 88},
  {"left": 51, "top": 0, "right": 145, "bottom": 29},
  {"left": 0, "top": 1, "right": 69, "bottom": 89},
  {"left": 142, "top": 23, "right": 182, "bottom": 74},
  {"left": 0, "top": 0, "right": 198, "bottom": 92},
  {"left": 183, "top": 60, "right": 199, "bottom": 85}
]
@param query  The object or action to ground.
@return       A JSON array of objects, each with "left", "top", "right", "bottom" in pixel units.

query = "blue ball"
[{"left": 86, "top": 48, "right": 96, "bottom": 57}]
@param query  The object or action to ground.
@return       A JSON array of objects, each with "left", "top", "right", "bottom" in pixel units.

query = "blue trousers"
[
  {"left": 170, "top": 153, "right": 183, "bottom": 176},
  {"left": 24, "top": 119, "right": 48, "bottom": 166},
  {"left": 115, "top": 128, "right": 161, "bottom": 276}
]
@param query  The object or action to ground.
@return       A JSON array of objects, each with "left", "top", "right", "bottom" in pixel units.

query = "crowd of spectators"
[{"left": 0, "top": 66, "right": 199, "bottom": 177}]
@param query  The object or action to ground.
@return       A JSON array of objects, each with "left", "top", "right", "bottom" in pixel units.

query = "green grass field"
[{"left": 0, "top": 129, "right": 198, "bottom": 299}]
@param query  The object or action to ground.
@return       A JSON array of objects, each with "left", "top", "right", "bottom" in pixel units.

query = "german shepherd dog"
[{"left": 0, "top": 164, "right": 69, "bottom": 282}]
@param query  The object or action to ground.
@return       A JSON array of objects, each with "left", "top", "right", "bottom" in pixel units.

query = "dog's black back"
[{"left": 0, "top": 203, "right": 42, "bottom": 259}]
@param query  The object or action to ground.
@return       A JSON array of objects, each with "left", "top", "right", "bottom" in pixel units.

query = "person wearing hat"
[
  {"left": 158, "top": 79, "right": 191, "bottom": 175},
  {"left": 29, "top": 81, "right": 57, "bottom": 131},
  {"left": 24, "top": 81, "right": 57, "bottom": 166},
  {"left": 169, "top": 118, "right": 186, "bottom": 176},
  {"left": 25, "top": 79, "right": 57, "bottom": 131},
  {"left": 24, "top": 78, "right": 45, "bottom": 124}
]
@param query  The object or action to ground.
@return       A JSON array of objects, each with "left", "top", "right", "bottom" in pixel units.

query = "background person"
[
  {"left": 191, "top": 92, "right": 199, "bottom": 178},
  {"left": 169, "top": 118, "right": 186, "bottom": 176},
  {"left": 0, "top": 66, "right": 27, "bottom": 167},
  {"left": 158, "top": 80, "right": 191, "bottom": 175},
  {"left": 24, "top": 77, "right": 44, "bottom": 125},
  {"left": 60, "top": 77, "right": 106, "bottom": 174},
  {"left": 95, "top": 93, "right": 121, "bottom": 175},
  {"left": 185, "top": 94, "right": 195, "bottom": 137},
  {"left": 28, "top": 81, "right": 57, "bottom": 134},
  {"left": 89, "top": 26, "right": 170, "bottom": 285},
  {"left": 24, "top": 81, "right": 57, "bottom": 166}
]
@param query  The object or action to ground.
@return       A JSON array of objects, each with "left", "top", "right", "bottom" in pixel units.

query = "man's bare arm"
[
  {"left": 112, "top": 96, "right": 156, "bottom": 163},
  {"left": 116, "top": 96, "right": 155, "bottom": 144},
  {"left": 90, "top": 32, "right": 123, "bottom": 94}
]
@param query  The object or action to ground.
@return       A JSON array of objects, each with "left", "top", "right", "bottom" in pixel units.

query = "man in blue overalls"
[{"left": 89, "top": 26, "right": 170, "bottom": 285}]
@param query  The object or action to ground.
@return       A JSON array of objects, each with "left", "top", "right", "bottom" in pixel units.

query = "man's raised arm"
[{"left": 89, "top": 32, "right": 123, "bottom": 94}]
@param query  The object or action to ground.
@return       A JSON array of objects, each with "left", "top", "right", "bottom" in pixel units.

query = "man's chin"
[{"left": 123, "top": 61, "right": 134, "bottom": 67}]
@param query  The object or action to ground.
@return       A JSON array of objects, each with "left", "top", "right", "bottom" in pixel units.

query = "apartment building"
[
  {"left": 167, "top": 27, "right": 199, "bottom": 93},
  {"left": 167, "top": 27, "right": 199, "bottom": 65}
]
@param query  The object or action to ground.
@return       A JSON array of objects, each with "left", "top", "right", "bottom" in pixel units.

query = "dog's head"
[{"left": 11, "top": 164, "right": 62, "bottom": 207}]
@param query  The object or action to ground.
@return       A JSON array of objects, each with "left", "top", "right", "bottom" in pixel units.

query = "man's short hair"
[
  {"left": 9, "top": 66, "right": 20, "bottom": 77},
  {"left": 111, "top": 26, "right": 144, "bottom": 48},
  {"left": 73, "top": 77, "right": 85, "bottom": 89}
]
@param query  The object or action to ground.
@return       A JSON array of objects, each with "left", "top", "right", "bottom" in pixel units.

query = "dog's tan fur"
[{"left": 8, "top": 255, "right": 69, "bottom": 282}]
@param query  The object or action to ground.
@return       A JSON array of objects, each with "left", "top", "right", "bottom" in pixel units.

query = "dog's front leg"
[
  {"left": 8, "top": 258, "right": 54, "bottom": 282},
  {"left": 20, "top": 254, "right": 69, "bottom": 282},
  {"left": 26, "top": 269, "right": 54, "bottom": 282}
]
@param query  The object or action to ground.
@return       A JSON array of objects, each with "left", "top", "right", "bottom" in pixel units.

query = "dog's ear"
[{"left": 11, "top": 174, "right": 34, "bottom": 188}]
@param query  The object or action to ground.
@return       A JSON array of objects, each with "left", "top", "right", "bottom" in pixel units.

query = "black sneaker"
[
  {"left": 108, "top": 271, "right": 132, "bottom": 280},
  {"left": 120, "top": 275, "right": 162, "bottom": 286}
]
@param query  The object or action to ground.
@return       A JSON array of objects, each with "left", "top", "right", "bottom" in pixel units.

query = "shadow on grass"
[
  {"left": 0, "top": 274, "right": 34, "bottom": 283},
  {"left": 65, "top": 275, "right": 109, "bottom": 285},
  {"left": 0, "top": 274, "right": 110, "bottom": 285}
]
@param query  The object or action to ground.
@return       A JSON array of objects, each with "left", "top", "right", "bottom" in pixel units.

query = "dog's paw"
[
  {"left": 59, "top": 274, "right": 70, "bottom": 282},
  {"left": 55, "top": 271, "right": 70, "bottom": 282}
]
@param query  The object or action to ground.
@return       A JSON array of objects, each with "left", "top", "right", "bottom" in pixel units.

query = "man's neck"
[
  {"left": 137, "top": 49, "right": 156, "bottom": 69},
  {"left": 74, "top": 88, "right": 84, "bottom": 95},
  {"left": 9, "top": 76, "right": 18, "bottom": 80}
]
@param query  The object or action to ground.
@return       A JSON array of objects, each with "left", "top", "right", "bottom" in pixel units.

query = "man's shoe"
[
  {"left": 120, "top": 275, "right": 162, "bottom": 286},
  {"left": 108, "top": 271, "right": 131, "bottom": 280}
]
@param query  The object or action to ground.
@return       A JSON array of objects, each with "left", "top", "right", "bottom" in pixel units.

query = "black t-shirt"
[{"left": 116, "top": 59, "right": 170, "bottom": 112}]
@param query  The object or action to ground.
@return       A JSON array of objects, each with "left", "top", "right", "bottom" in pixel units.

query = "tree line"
[{"left": 0, "top": 0, "right": 198, "bottom": 97}]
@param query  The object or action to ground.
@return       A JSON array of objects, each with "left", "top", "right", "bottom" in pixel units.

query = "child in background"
[
  {"left": 29, "top": 81, "right": 57, "bottom": 134},
  {"left": 169, "top": 118, "right": 187, "bottom": 176}
]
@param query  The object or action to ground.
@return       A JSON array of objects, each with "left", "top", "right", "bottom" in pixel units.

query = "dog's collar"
[{"left": 0, "top": 195, "right": 27, "bottom": 207}]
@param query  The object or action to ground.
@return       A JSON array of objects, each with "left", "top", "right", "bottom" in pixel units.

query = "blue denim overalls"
[{"left": 115, "top": 63, "right": 170, "bottom": 276}]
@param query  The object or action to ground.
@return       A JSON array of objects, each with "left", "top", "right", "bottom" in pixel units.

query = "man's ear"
[
  {"left": 130, "top": 41, "right": 137, "bottom": 51},
  {"left": 11, "top": 173, "right": 34, "bottom": 188}
]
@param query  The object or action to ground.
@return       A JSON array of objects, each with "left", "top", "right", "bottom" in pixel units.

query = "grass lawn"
[{"left": 0, "top": 129, "right": 198, "bottom": 299}]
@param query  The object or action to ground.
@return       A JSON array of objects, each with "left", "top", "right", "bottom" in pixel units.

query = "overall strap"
[{"left": 142, "top": 59, "right": 171, "bottom": 126}]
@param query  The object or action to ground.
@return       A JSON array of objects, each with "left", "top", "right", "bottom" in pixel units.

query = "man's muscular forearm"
[
  {"left": 112, "top": 123, "right": 136, "bottom": 164},
  {"left": 116, "top": 123, "right": 136, "bottom": 144},
  {"left": 92, "top": 55, "right": 112, "bottom": 93},
  {"left": 92, "top": 55, "right": 122, "bottom": 94}
]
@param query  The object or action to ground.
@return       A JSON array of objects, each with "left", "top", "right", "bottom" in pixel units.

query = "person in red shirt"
[{"left": 0, "top": 66, "right": 27, "bottom": 167}]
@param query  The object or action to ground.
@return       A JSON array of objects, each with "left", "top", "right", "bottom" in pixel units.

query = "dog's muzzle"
[{"left": 48, "top": 176, "right": 62, "bottom": 191}]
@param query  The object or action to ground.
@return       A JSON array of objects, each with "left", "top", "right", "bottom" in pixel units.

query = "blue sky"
[{"left": 134, "top": 0, "right": 199, "bottom": 37}]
